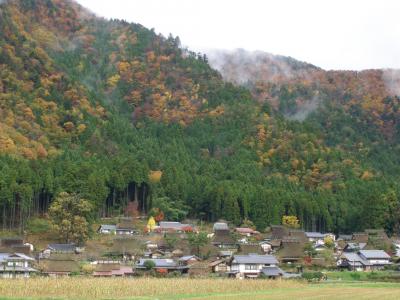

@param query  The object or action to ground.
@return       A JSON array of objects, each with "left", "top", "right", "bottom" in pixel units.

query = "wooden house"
[{"left": 0, "top": 253, "right": 37, "bottom": 278}]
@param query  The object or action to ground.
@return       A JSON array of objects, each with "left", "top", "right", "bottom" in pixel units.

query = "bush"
[
  {"left": 143, "top": 260, "right": 156, "bottom": 270},
  {"left": 27, "top": 218, "right": 50, "bottom": 234},
  {"left": 350, "top": 272, "right": 361, "bottom": 280},
  {"left": 302, "top": 271, "right": 325, "bottom": 282}
]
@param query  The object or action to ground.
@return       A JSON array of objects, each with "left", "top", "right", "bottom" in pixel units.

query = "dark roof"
[
  {"left": 232, "top": 254, "right": 278, "bottom": 265},
  {"left": 48, "top": 244, "right": 76, "bottom": 252},
  {"left": 261, "top": 266, "right": 284, "bottom": 276},
  {"left": 1, "top": 238, "right": 24, "bottom": 247}
]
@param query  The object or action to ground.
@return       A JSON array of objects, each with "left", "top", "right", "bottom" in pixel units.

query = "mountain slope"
[{"left": 0, "top": 0, "right": 399, "bottom": 235}]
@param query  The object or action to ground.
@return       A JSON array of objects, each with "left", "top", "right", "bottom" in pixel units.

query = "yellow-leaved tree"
[{"left": 282, "top": 215, "right": 300, "bottom": 228}]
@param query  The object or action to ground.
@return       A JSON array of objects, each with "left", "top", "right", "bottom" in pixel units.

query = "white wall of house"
[
  {"left": 231, "top": 263, "right": 276, "bottom": 274},
  {"left": 366, "top": 259, "right": 390, "bottom": 265}
]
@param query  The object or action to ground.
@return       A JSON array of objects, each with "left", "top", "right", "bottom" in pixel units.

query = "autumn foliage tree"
[{"left": 48, "top": 192, "right": 93, "bottom": 245}]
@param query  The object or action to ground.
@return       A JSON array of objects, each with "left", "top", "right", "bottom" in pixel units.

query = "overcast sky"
[{"left": 77, "top": 0, "right": 400, "bottom": 70}]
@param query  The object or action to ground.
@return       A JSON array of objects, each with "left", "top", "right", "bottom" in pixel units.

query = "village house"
[
  {"left": 235, "top": 227, "right": 260, "bottom": 237},
  {"left": 209, "top": 259, "right": 230, "bottom": 273},
  {"left": 352, "top": 232, "right": 369, "bottom": 243},
  {"left": 0, "top": 253, "right": 37, "bottom": 278},
  {"left": 270, "top": 225, "right": 289, "bottom": 240},
  {"left": 93, "top": 263, "right": 134, "bottom": 277},
  {"left": 178, "top": 255, "right": 200, "bottom": 265},
  {"left": 136, "top": 258, "right": 189, "bottom": 273},
  {"left": 213, "top": 222, "right": 229, "bottom": 232},
  {"left": 260, "top": 266, "right": 285, "bottom": 279},
  {"left": 45, "top": 243, "right": 78, "bottom": 254},
  {"left": 154, "top": 221, "right": 194, "bottom": 233},
  {"left": 212, "top": 222, "right": 237, "bottom": 249},
  {"left": 98, "top": 224, "right": 117, "bottom": 234},
  {"left": 0, "top": 238, "right": 33, "bottom": 254},
  {"left": 305, "top": 232, "right": 327, "bottom": 245},
  {"left": 279, "top": 237, "right": 305, "bottom": 263},
  {"left": 229, "top": 254, "right": 279, "bottom": 278},
  {"left": 39, "top": 254, "right": 80, "bottom": 277},
  {"left": 338, "top": 250, "right": 391, "bottom": 271},
  {"left": 343, "top": 242, "right": 367, "bottom": 252},
  {"left": 115, "top": 223, "right": 138, "bottom": 235},
  {"left": 260, "top": 239, "right": 281, "bottom": 253}
]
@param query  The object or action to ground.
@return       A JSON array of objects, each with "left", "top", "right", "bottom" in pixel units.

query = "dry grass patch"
[
  {"left": 0, "top": 277, "right": 302, "bottom": 299},
  {"left": 1, "top": 278, "right": 400, "bottom": 300}
]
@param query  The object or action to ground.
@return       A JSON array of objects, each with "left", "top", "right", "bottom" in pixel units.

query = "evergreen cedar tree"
[{"left": 0, "top": 0, "right": 400, "bottom": 235}]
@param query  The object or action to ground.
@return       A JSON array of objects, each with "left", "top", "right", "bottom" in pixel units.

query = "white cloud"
[{"left": 77, "top": 0, "right": 400, "bottom": 70}]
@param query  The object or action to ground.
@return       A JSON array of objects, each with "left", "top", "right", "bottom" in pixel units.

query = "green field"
[{"left": 1, "top": 278, "right": 400, "bottom": 300}]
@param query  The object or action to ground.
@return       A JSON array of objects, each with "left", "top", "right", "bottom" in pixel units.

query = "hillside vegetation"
[{"left": 0, "top": 0, "right": 400, "bottom": 235}]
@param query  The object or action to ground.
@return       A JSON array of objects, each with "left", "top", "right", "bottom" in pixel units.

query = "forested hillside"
[{"left": 1, "top": 0, "right": 399, "bottom": 235}]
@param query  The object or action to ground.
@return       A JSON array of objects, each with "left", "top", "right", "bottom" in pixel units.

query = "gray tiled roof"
[
  {"left": 99, "top": 224, "right": 117, "bottom": 231},
  {"left": 305, "top": 232, "right": 325, "bottom": 239},
  {"left": 232, "top": 254, "right": 278, "bottom": 265},
  {"left": 136, "top": 258, "right": 190, "bottom": 270},
  {"left": 0, "top": 253, "right": 34, "bottom": 262},
  {"left": 342, "top": 252, "right": 371, "bottom": 266},
  {"left": 48, "top": 244, "right": 76, "bottom": 252},
  {"left": 345, "top": 242, "right": 366, "bottom": 250},
  {"left": 359, "top": 250, "right": 390, "bottom": 259},
  {"left": 159, "top": 222, "right": 191, "bottom": 230},
  {"left": 261, "top": 266, "right": 284, "bottom": 276},
  {"left": 213, "top": 222, "right": 229, "bottom": 231}
]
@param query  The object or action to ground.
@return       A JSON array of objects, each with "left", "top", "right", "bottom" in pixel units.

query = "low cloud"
[{"left": 382, "top": 69, "right": 400, "bottom": 96}]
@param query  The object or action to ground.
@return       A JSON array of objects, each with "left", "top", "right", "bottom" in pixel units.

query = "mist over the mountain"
[{"left": 1, "top": 0, "right": 400, "bottom": 235}]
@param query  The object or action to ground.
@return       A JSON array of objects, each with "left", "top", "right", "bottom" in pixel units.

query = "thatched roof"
[
  {"left": 289, "top": 230, "right": 307, "bottom": 242},
  {"left": 271, "top": 225, "right": 288, "bottom": 240},
  {"left": 212, "top": 232, "right": 236, "bottom": 246},
  {"left": 40, "top": 260, "right": 80, "bottom": 274},
  {"left": 352, "top": 232, "right": 369, "bottom": 243},
  {"left": 95, "top": 263, "right": 120, "bottom": 272},
  {"left": 110, "top": 238, "right": 143, "bottom": 255},
  {"left": 279, "top": 241, "right": 305, "bottom": 260},
  {"left": 238, "top": 244, "right": 263, "bottom": 255},
  {"left": 1, "top": 237, "right": 24, "bottom": 247}
]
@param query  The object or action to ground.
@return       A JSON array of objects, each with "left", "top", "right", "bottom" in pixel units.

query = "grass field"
[{"left": 1, "top": 278, "right": 400, "bottom": 300}]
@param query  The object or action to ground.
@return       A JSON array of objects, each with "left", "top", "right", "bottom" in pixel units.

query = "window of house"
[{"left": 245, "top": 264, "right": 258, "bottom": 270}]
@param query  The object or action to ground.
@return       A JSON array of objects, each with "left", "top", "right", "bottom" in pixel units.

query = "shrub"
[
  {"left": 302, "top": 271, "right": 324, "bottom": 282},
  {"left": 143, "top": 260, "right": 156, "bottom": 270},
  {"left": 350, "top": 272, "right": 361, "bottom": 280}
]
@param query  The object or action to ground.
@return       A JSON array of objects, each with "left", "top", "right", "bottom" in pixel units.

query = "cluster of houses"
[{"left": 0, "top": 220, "right": 398, "bottom": 279}]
